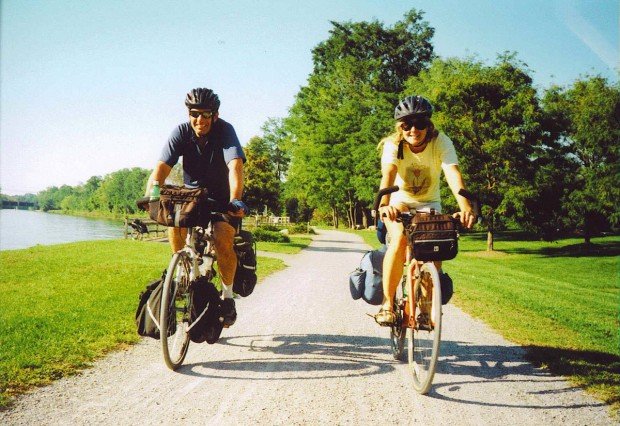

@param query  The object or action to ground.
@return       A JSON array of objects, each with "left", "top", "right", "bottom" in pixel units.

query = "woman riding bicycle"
[{"left": 374, "top": 95, "right": 476, "bottom": 326}]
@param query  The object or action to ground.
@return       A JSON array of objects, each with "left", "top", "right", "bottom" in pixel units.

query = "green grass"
[
  {"left": 257, "top": 235, "right": 313, "bottom": 254},
  {"left": 0, "top": 239, "right": 286, "bottom": 408},
  {"left": 349, "top": 228, "right": 620, "bottom": 413}
]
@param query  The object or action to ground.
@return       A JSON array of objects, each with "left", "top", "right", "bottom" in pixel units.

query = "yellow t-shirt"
[{"left": 381, "top": 132, "right": 458, "bottom": 206}]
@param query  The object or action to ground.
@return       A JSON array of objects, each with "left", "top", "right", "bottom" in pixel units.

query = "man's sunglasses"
[
  {"left": 189, "top": 110, "right": 214, "bottom": 119},
  {"left": 401, "top": 118, "right": 429, "bottom": 131}
]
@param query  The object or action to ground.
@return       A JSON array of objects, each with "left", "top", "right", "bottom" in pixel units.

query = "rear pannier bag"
[
  {"left": 233, "top": 230, "right": 258, "bottom": 297},
  {"left": 348, "top": 245, "right": 387, "bottom": 305},
  {"left": 188, "top": 277, "right": 223, "bottom": 344},
  {"left": 149, "top": 185, "right": 211, "bottom": 228},
  {"left": 135, "top": 270, "right": 176, "bottom": 339},
  {"left": 408, "top": 213, "right": 458, "bottom": 261}
]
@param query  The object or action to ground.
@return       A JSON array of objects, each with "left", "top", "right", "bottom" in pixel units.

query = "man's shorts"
[{"left": 210, "top": 212, "right": 241, "bottom": 232}]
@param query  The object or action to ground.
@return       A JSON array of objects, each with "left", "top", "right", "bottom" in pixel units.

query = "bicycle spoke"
[
  {"left": 407, "top": 263, "right": 442, "bottom": 394},
  {"left": 161, "top": 252, "right": 192, "bottom": 370}
]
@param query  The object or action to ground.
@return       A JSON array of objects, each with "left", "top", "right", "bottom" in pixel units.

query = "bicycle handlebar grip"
[
  {"left": 457, "top": 189, "right": 481, "bottom": 218},
  {"left": 457, "top": 189, "right": 477, "bottom": 201},
  {"left": 372, "top": 185, "right": 400, "bottom": 214},
  {"left": 136, "top": 197, "right": 151, "bottom": 212}
]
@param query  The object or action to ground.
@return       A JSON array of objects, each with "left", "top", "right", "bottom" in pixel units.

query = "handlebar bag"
[
  {"left": 149, "top": 185, "right": 210, "bottom": 228},
  {"left": 408, "top": 213, "right": 458, "bottom": 261}
]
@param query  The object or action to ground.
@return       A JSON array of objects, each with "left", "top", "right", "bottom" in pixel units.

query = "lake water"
[{"left": 0, "top": 209, "right": 125, "bottom": 251}]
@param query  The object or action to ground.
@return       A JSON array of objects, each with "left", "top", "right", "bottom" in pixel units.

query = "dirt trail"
[{"left": 1, "top": 229, "right": 613, "bottom": 425}]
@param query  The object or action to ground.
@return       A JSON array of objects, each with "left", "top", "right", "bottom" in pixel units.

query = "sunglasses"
[
  {"left": 401, "top": 118, "right": 429, "bottom": 131},
  {"left": 189, "top": 110, "right": 214, "bottom": 119}
]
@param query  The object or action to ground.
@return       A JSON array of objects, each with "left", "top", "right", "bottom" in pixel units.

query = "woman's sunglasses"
[
  {"left": 189, "top": 110, "right": 214, "bottom": 119},
  {"left": 400, "top": 118, "right": 429, "bottom": 131}
]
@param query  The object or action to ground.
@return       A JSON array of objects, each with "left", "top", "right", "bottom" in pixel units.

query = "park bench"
[{"left": 124, "top": 218, "right": 167, "bottom": 240}]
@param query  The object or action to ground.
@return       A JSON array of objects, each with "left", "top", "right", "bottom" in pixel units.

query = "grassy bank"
[
  {"left": 353, "top": 228, "right": 619, "bottom": 413},
  {"left": 0, "top": 239, "right": 286, "bottom": 408}
]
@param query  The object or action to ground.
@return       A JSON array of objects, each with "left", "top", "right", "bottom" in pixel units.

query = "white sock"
[{"left": 221, "top": 283, "right": 233, "bottom": 299}]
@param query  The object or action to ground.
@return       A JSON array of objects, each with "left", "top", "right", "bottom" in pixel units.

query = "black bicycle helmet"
[
  {"left": 394, "top": 95, "right": 433, "bottom": 120},
  {"left": 185, "top": 87, "right": 220, "bottom": 111}
]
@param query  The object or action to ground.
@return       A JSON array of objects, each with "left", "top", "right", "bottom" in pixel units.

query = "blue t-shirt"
[{"left": 159, "top": 119, "right": 246, "bottom": 204}]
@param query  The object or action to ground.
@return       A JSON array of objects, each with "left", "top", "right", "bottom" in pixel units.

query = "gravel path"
[{"left": 1, "top": 229, "right": 613, "bottom": 425}]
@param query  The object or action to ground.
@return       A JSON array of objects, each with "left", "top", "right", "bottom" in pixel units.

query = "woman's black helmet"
[
  {"left": 394, "top": 95, "right": 433, "bottom": 120},
  {"left": 185, "top": 87, "right": 220, "bottom": 111}
]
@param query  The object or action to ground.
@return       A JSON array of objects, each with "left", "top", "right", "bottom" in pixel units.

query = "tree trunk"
[
  {"left": 362, "top": 208, "right": 368, "bottom": 229},
  {"left": 583, "top": 211, "right": 592, "bottom": 245},
  {"left": 486, "top": 210, "right": 495, "bottom": 251},
  {"left": 332, "top": 206, "right": 339, "bottom": 229}
]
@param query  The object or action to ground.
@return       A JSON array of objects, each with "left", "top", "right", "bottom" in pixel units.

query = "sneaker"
[
  {"left": 219, "top": 298, "right": 237, "bottom": 327},
  {"left": 416, "top": 313, "right": 432, "bottom": 331}
]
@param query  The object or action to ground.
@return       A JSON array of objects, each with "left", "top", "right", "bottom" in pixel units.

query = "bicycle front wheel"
[
  {"left": 407, "top": 262, "right": 442, "bottom": 394},
  {"left": 161, "top": 251, "right": 192, "bottom": 370},
  {"left": 390, "top": 277, "right": 406, "bottom": 361}
]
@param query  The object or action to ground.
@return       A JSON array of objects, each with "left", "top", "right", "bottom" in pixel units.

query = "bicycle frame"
[
  {"left": 399, "top": 226, "right": 440, "bottom": 331},
  {"left": 183, "top": 224, "right": 216, "bottom": 282}
]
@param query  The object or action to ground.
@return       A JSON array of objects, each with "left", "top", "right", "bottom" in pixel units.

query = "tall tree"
[
  {"left": 243, "top": 136, "right": 281, "bottom": 215},
  {"left": 285, "top": 9, "right": 434, "bottom": 227},
  {"left": 404, "top": 55, "right": 545, "bottom": 249},
  {"left": 312, "top": 9, "right": 434, "bottom": 94},
  {"left": 542, "top": 76, "right": 620, "bottom": 243}
]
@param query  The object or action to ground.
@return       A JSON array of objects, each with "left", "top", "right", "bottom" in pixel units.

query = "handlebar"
[
  {"left": 136, "top": 196, "right": 151, "bottom": 212},
  {"left": 372, "top": 185, "right": 399, "bottom": 217},
  {"left": 135, "top": 196, "right": 224, "bottom": 213},
  {"left": 372, "top": 185, "right": 481, "bottom": 221}
]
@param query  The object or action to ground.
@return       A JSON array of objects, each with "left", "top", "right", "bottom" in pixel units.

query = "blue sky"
[{"left": 1, "top": 0, "right": 617, "bottom": 195}]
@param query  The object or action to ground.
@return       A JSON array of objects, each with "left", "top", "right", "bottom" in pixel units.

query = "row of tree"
[
  {"left": 3, "top": 9, "right": 617, "bottom": 246},
  {"left": 0, "top": 168, "right": 151, "bottom": 215},
  {"left": 240, "top": 9, "right": 618, "bottom": 245}
]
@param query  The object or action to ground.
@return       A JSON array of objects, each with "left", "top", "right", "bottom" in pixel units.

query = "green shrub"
[
  {"left": 258, "top": 224, "right": 282, "bottom": 232},
  {"left": 252, "top": 228, "right": 290, "bottom": 242},
  {"left": 288, "top": 223, "right": 316, "bottom": 234}
]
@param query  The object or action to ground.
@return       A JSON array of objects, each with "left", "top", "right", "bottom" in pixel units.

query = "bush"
[
  {"left": 258, "top": 224, "right": 282, "bottom": 232},
  {"left": 288, "top": 223, "right": 316, "bottom": 234},
  {"left": 252, "top": 228, "right": 290, "bottom": 242}
]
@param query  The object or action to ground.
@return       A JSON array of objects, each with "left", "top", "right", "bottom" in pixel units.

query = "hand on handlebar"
[
  {"left": 453, "top": 209, "right": 477, "bottom": 229},
  {"left": 378, "top": 205, "right": 400, "bottom": 222},
  {"left": 227, "top": 199, "right": 249, "bottom": 217}
]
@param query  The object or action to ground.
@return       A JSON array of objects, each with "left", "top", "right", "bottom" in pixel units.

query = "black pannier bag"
[
  {"left": 135, "top": 270, "right": 176, "bottom": 339},
  {"left": 408, "top": 213, "right": 458, "bottom": 261},
  {"left": 188, "top": 277, "right": 223, "bottom": 344},
  {"left": 233, "top": 230, "right": 258, "bottom": 297},
  {"left": 149, "top": 185, "right": 211, "bottom": 228}
]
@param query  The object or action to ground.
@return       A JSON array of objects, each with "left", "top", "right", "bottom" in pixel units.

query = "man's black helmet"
[
  {"left": 394, "top": 95, "right": 433, "bottom": 120},
  {"left": 185, "top": 87, "right": 220, "bottom": 111}
]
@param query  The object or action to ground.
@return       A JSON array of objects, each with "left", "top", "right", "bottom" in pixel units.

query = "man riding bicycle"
[
  {"left": 145, "top": 87, "right": 248, "bottom": 327},
  {"left": 375, "top": 95, "right": 476, "bottom": 326}
]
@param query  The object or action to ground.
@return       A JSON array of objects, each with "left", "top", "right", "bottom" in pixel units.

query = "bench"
[{"left": 124, "top": 218, "right": 167, "bottom": 240}]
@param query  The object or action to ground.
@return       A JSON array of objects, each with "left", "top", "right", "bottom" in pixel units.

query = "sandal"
[{"left": 372, "top": 308, "right": 396, "bottom": 327}]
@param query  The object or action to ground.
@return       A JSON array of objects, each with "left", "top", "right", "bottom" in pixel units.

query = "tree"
[
  {"left": 94, "top": 168, "right": 150, "bottom": 214},
  {"left": 285, "top": 9, "right": 434, "bottom": 227},
  {"left": 243, "top": 136, "right": 281, "bottom": 214},
  {"left": 404, "top": 55, "right": 545, "bottom": 249},
  {"left": 542, "top": 76, "right": 620, "bottom": 243},
  {"left": 312, "top": 9, "right": 434, "bottom": 94}
]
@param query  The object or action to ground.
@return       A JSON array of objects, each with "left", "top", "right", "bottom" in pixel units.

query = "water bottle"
[{"left": 149, "top": 181, "right": 160, "bottom": 201}]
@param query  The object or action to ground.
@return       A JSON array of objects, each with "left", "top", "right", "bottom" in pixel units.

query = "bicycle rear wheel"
[
  {"left": 407, "top": 262, "right": 442, "bottom": 394},
  {"left": 161, "top": 251, "right": 192, "bottom": 370}
]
